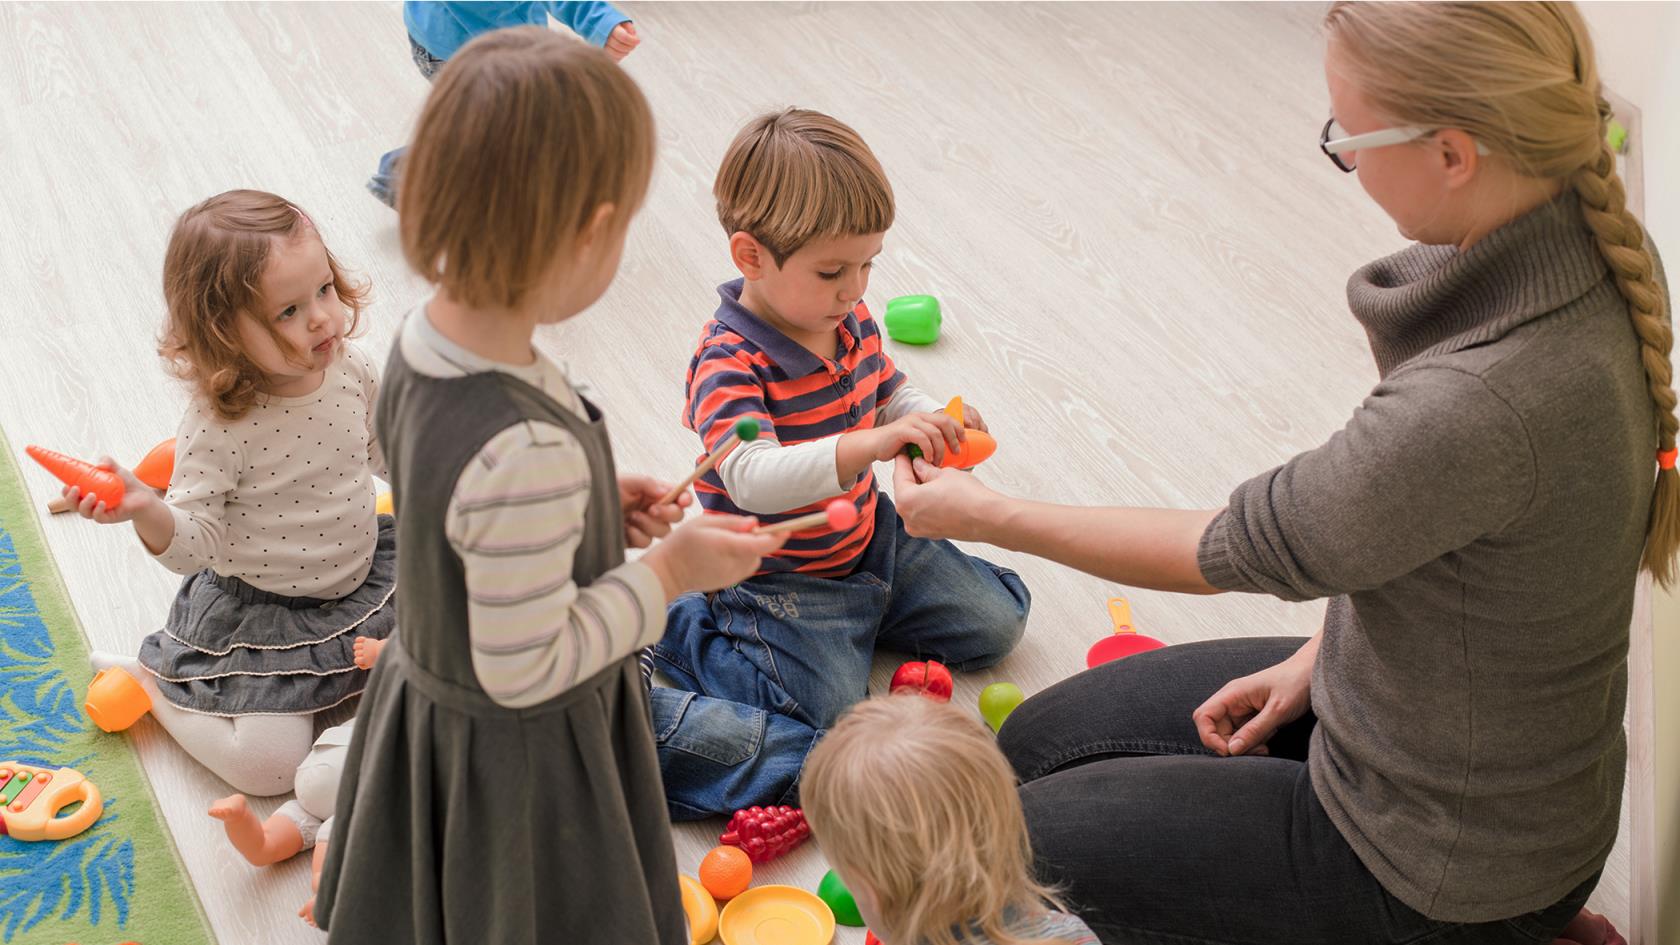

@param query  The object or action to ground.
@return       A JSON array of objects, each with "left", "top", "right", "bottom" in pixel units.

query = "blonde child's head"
[
  {"left": 1322, "top": 1, "right": 1677, "bottom": 584},
  {"left": 161, "top": 190, "right": 368, "bottom": 421},
  {"left": 400, "top": 26, "right": 655, "bottom": 318},
  {"left": 802, "top": 694, "right": 1072, "bottom": 945}
]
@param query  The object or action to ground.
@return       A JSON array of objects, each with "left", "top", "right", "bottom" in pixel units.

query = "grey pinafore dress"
[{"left": 314, "top": 345, "right": 685, "bottom": 945}]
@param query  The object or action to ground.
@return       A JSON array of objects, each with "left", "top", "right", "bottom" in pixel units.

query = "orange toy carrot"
[
  {"left": 26, "top": 446, "right": 125, "bottom": 509},
  {"left": 905, "top": 396, "right": 998, "bottom": 469}
]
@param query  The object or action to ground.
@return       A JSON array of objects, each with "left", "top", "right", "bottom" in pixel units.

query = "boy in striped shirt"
[{"left": 652, "top": 110, "right": 1031, "bottom": 781}]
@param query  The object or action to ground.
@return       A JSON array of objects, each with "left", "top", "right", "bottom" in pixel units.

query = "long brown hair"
[
  {"left": 399, "top": 26, "right": 656, "bottom": 310},
  {"left": 1326, "top": 1, "right": 1679, "bottom": 585},
  {"left": 160, "top": 190, "right": 369, "bottom": 421}
]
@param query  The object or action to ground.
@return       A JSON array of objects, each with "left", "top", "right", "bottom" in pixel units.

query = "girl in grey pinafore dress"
[{"left": 314, "top": 345, "right": 685, "bottom": 945}]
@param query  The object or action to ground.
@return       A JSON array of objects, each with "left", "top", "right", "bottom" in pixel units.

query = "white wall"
[{"left": 1577, "top": 3, "right": 1680, "bottom": 940}]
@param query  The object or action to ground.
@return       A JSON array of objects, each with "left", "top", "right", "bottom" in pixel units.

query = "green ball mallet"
[{"left": 658, "top": 416, "right": 760, "bottom": 506}]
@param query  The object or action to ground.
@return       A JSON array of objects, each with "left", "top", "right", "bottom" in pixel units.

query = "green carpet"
[{"left": 0, "top": 434, "right": 214, "bottom": 945}]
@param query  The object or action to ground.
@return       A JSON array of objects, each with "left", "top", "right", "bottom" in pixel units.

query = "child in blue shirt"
[{"left": 368, "top": 1, "right": 640, "bottom": 207}]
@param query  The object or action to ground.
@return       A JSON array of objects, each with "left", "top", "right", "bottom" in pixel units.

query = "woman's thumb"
[{"left": 1228, "top": 705, "right": 1280, "bottom": 756}]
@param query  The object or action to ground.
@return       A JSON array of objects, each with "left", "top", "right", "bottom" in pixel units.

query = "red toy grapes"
[{"left": 719, "top": 804, "right": 810, "bottom": 863}]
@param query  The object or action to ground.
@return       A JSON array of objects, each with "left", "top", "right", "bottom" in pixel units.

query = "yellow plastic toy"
[
  {"left": 679, "top": 874, "right": 720, "bottom": 945},
  {"left": 375, "top": 491, "right": 394, "bottom": 515},
  {"left": 0, "top": 762, "right": 103, "bottom": 841},
  {"left": 717, "top": 885, "right": 835, "bottom": 945}
]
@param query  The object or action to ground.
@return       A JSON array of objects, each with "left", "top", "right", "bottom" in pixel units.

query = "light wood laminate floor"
[{"left": 0, "top": 2, "right": 1629, "bottom": 942}]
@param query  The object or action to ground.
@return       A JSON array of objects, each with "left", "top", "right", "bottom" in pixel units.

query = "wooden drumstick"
[
  {"left": 658, "top": 417, "right": 761, "bottom": 507},
  {"left": 755, "top": 499, "right": 860, "bottom": 535}
]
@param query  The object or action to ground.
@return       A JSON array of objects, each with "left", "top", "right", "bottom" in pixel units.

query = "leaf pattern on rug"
[{"left": 0, "top": 529, "right": 135, "bottom": 942}]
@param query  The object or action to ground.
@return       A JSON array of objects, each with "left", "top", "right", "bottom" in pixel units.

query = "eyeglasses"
[{"left": 1319, "top": 117, "right": 1490, "bottom": 173}]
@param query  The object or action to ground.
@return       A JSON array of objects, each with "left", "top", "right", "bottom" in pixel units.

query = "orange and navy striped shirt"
[{"left": 684, "top": 279, "right": 908, "bottom": 577}]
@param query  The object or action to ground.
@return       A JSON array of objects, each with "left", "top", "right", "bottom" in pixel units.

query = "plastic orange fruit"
[
  {"left": 678, "top": 874, "right": 718, "bottom": 945},
  {"left": 699, "top": 844, "right": 752, "bottom": 900}
]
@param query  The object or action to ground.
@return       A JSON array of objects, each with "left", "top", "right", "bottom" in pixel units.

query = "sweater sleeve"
[
  {"left": 447, "top": 420, "right": 665, "bottom": 709},
  {"left": 543, "top": 0, "right": 630, "bottom": 46},
  {"left": 1197, "top": 365, "right": 1536, "bottom": 601},
  {"left": 876, "top": 383, "right": 944, "bottom": 424},
  {"left": 153, "top": 405, "right": 242, "bottom": 576},
  {"left": 344, "top": 344, "right": 388, "bottom": 481}
]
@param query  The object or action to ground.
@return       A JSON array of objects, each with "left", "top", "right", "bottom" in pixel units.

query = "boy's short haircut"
[
  {"left": 400, "top": 26, "right": 656, "bottom": 310},
  {"left": 713, "top": 108, "right": 894, "bottom": 267}
]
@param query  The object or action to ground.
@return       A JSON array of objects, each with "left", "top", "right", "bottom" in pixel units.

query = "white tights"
[{"left": 91, "top": 652, "right": 315, "bottom": 797}]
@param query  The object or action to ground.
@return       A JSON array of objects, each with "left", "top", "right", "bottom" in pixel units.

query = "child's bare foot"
[
  {"left": 353, "top": 636, "right": 388, "bottom": 670},
  {"left": 298, "top": 896, "right": 317, "bottom": 927},
  {"left": 208, "top": 794, "right": 302, "bottom": 866}
]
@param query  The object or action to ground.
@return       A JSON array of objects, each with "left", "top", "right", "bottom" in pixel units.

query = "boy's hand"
[
  {"left": 641, "top": 514, "right": 786, "bottom": 601},
  {"left": 63, "top": 459, "right": 155, "bottom": 525},
  {"left": 871, "top": 411, "right": 964, "bottom": 466},
  {"left": 604, "top": 22, "right": 639, "bottom": 61},
  {"left": 959, "top": 402, "right": 988, "bottom": 434},
  {"left": 619, "top": 474, "right": 690, "bottom": 548}
]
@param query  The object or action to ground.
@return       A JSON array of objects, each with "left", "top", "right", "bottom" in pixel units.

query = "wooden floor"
[{"left": 0, "top": 2, "right": 1631, "bottom": 942}]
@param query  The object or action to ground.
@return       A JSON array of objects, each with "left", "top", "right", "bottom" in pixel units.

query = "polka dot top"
[{"left": 153, "top": 343, "right": 387, "bottom": 599}]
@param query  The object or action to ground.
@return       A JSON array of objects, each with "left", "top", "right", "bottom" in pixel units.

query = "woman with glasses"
[{"left": 892, "top": 4, "right": 1665, "bottom": 943}]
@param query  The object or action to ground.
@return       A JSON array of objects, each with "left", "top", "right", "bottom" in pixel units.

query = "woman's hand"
[
  {"left": 618, "top": 474, "right": 690, "bottom": 548},
  {"left": 1192, "top": 640, "right": 1316, "bottom": 756},
  {"left": 891, "top": 455, "right": 1003, "bottom": 542}
]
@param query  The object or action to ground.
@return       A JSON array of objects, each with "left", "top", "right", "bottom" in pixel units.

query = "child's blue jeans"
[
  {"left": 368, "top": 36, "right": 446, "bottom": 207},
  {"left": 654, "top": 492, "right": 1030, "bottom": 730},
  {"left": 649, "top": 494, "right": 1029, "bottom": 817}
]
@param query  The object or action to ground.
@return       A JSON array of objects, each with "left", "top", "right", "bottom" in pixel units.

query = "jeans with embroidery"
[{"left": 650, "top": 493, "right": 1029, "bottom": 815}]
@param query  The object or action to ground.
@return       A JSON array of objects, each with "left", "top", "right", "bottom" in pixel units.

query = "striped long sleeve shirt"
[
  {"left": 684, "top": 279, "right": 942, "bottom": 577},
  {"left": 401, "top": 308, "right": 665, "bottom": 709}
]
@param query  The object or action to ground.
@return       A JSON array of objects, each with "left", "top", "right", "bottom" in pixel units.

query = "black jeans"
[{"left": 997, "top": 637, "right": 1597, "bottom": 945}]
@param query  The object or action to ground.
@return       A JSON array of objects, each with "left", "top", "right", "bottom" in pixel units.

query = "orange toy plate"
[{"left": 718, "top": 885, "right": 835, "bottom": 945}]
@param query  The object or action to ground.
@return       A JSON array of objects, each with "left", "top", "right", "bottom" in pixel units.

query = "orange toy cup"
[
  {"left": 27, "top": 446, "right": 125, "bottom": 509},
  {"left": 132, "top": 438, "right": 176, "bottom": 491},
  {"left": 85, "top": 667, "right": 151, "bottom": 733}
]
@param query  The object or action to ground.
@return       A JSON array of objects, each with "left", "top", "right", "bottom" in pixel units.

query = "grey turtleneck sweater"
[{"left": 1198, "top": 192, "right": 1667, "bottom": 922}]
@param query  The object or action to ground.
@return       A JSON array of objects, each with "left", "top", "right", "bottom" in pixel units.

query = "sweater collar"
[{"left": 1347, "top": 191, "right": 1608, "bottom": 377}]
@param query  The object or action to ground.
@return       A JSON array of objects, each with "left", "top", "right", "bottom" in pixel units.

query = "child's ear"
[
  {"left": 729, "top": 231, "right": 771, "bottom": 281},
  {"left": 579, "top": 202, "right": 620, "bottom": 249}
]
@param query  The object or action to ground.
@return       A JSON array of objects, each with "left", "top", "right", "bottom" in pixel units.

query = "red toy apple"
[{"left": 889, "top": 660, "right": 953, "bottom": 702}]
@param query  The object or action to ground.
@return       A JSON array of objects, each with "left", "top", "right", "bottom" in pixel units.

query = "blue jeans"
[
  {"left": 654, "top": 492, "right": 1030, "bottom": 730},
  {"left": 649, "top": 687, "right": 823, "bottom": 821},
  {"left": 368, "top": 36, "right": 446, "bottom": 207},
  {"left": 998, "top": 638, "right": 1598, "bottom": 944}
]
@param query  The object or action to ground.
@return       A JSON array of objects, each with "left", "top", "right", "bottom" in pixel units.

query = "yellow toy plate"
[
  {"left": 680, "top": 874, "right": 719, "bottom": 945},
  {"left": 718, "top": 885, "right": 835, "bottom": 945}
]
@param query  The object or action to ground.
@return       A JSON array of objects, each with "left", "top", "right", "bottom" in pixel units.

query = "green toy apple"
[{"left": 979, "top": 683, "right": 1025, "bottom": 733}]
